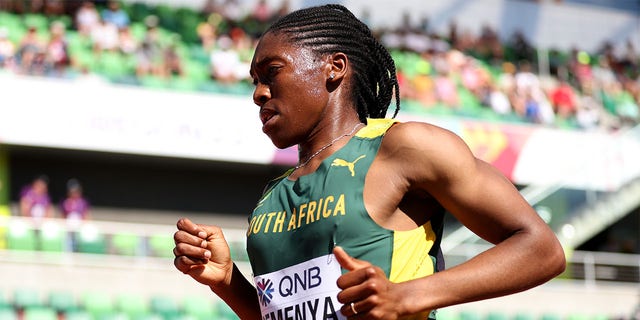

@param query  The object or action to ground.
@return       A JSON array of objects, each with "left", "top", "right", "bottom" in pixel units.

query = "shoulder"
[{"left": 380, "top": 121, "right": 476, "bottom": 182}]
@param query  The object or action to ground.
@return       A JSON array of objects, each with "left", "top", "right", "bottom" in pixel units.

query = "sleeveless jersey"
[{"left": 246, "top": 118, "right": 445, "bottom": 320}]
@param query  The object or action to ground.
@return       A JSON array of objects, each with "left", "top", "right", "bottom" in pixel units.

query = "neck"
[{"left": 295, "top": 120, "right": 364, "bottom": 170}]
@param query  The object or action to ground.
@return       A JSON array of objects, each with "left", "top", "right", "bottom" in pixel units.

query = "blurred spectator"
[
  {"left": 273, "top": 0, "right": 291, "bottom": 20},
  {"left": 432, "top": 51, "right": 459, "bottom": 107},
  {"left": 251, "top": 0, "right": 273, "bottom": 24},
  {"left": 162, "top": 39, "right": 185, "bottom": 78},
  {"left": 219, "top": 0, "right": 245, "bottom": 22},
  {"left": 16, "top": 26, "right": 45, "bottom": 75},
  {"left": 506, "top": 30, "right": 535, "bottom": 63},
  {"left": 43, "top": 0, "right": 65, "bottom": 16},
  {"left": 197, "top": 13, "right": 223, "bottom": 52},
  {"left": 117, "top": 25, "right": 138, "bottom": 55},
  {"left": 60, "top": 179, "right": 91, "bottom": 227},
  {"left": 202, "top": 0, "right": 220, "bottom": 16},
  {"left": 0, "top": 27, "right": 16, "bottom": 69},
  {"left": 209, "top": 34, "right": 248, "bottom": 84},
  {"left": 549, "top": 78, "right": 578, "bottom": 119},
  {"left": 19, "top": 175, "right": 54, "bottom": 221},
  {"left": 75, "top": 1, "right": 100, "bottom": 38},
  {"left": 101, "top": 0, "right": 130, "bottom": 30},
  {"left": 91, "top": 18, "right": 119, "bottom": 52},
  {"left": 45, "top": 20, "right": 71, "bottom": 76},
  {"left": 135, "top": 16, "right": 163, "bottom": 77}
]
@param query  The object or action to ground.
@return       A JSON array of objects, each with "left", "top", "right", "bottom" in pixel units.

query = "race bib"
[{"left": 254, "top": 254, "right": 346, "bottom": 320}]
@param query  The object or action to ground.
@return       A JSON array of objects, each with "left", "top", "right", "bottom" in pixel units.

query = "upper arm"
[{"left": 387, "top": 122, "right": 546, "bottom": 244}]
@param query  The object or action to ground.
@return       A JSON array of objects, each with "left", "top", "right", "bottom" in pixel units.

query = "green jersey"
[{"left": 247, "top": 118, "right": 444, "bottom": 320}]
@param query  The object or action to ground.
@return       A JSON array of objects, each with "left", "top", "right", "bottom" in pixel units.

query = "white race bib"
[{"left": 254, "top": 254, "right": 346, "bottom": 320}]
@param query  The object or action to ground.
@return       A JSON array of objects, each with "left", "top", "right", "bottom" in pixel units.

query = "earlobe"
[{"left": 328, "top": 52, "right": 348, "bottom": 81}]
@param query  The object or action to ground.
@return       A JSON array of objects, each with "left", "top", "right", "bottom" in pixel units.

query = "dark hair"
[{"left": 265, "top": 4, "right": 400, "bottom": 122}]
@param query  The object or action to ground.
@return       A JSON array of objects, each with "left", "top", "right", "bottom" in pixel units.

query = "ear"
[{"left": 326, "top": 52, "right": 348, "bottom": 83}]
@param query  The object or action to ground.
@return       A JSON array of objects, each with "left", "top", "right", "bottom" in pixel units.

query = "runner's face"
[{"left": 250, "top": 32, "right": 330, "bottom": 149}]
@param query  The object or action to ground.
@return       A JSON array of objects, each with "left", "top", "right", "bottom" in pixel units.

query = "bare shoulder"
[{"left": 379, "top": 121, "right": 477, "bottom": 183}]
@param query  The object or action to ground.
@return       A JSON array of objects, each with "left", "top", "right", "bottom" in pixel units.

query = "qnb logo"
[
  {"left": 257, "top": 278, "right": 275, "bottom": 307},
  {"left": 331, "top": 155, "right": 366, "bottom": 177}
]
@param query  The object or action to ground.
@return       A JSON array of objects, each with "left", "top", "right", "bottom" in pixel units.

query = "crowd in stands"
[
  {"left": 0, "top": 0, "right": 638, "bottom": 131},
  {"left": 19, "top": 175, "right": 91, "bottom": 225}
]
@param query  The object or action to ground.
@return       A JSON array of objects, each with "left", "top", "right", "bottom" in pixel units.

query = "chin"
[{"left": 267, "top": 134, "right": 296, "bottom": 150}]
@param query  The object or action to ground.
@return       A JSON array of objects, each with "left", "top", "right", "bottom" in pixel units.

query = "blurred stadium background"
[{"left": 0, "top": 0, "right": 639, "bottom": 319}]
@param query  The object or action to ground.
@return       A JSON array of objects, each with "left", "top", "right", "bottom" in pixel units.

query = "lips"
[{"left": 259, "top": 108, "right": 278, "bottom": 130}]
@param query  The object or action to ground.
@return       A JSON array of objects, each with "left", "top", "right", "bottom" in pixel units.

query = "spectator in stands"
[
  {"left": 251, "top": 0, "right": 273, "bottom": 24},
  {"left": 219, "top": 0, "right": 245, "bottom": 22},
  {"left": 101, "top": 1, "right": 130, "bottom": 30},
  {"left": 209, "top": 34, "right": 246, "bottom": 84},
  {"left": 135, "top": 16, "right": 163, "bottom": 77},
  {"left": 549, "top": 77, "right": 578, "bottom": 119},
  {"left": 75, "top": 1, "right": 100, "bottom": 38},
  {"left": 16, "top": 26, "right": 45, "bottom": 75},
  {"left": 19, "top": 175, "right": 54, "bottom": 221},
  {"left": 0, "top": 27, "right": 16, "bottom": 69},
  {"left": 432, "top": 52, "right": 460, "bottom": 108},
  {"left": 91, "top": 17, "right": 119, "bottom": 52},
  {"left": 197, "top": 13, "right": 222, "bottom": 52},
  {"left": 273, "top": 0, "right": 291, "bottom": 20},
  {"left": 60, "top": 178, "right": 91, "bottom": 227},
  {"left": 45, "top": 20, "right": 70, "bottom": 76},
  {"left": 161, "top": 38, "right": 185, "bottom": 78},
  {"left": 117, "top": 25, "right": 138, "bottom": 55}
]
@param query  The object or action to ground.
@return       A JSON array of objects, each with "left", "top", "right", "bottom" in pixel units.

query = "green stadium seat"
[
  {"left": 82, "top": 292, "right": 114, "bottom": 319},
  {"left": 112, "top": 233, "right": 140, "bottom": 256},
  {"left": 139, "top": 76, "right": 170, "bottom": 90},
  {"left": 7, "top": 220, "right": 38, "bottom": 251},
  {"left": 485, "top": 311, "right": 509, "bottom": 320},
  {"left": 169, "top": 77, "right": 200, "bottom": 92},
  {"left": 0, "top": 307, "right": 18, "bottom": 320},
  {"left": 13, "top": 288, "right": 41, "bottom": 310},
  {"left": 39, "top": 221, "right": 66, "bottom": 252},
  {"left": 22, "top": 14, "right": 49, "bottom": 31},
  {"left": 181, "top": 296, "right": 216, "bottom": 320},
  {"left": 459, "top": 310, "right": 481, "bottom": 320},
  {"left": 215, "top": 302, "right": 239, "bottom": 320},
  {"left": 0, "top": 290, "right": 10, "bottom": 309},
  {"left": 433, "top": 309, "right": 460, "bottom": 320},
  {"left": 149, "top": 295, "right": 180, "bottom": 319},
  {"left": 97, "top": 52, "right": 133, "bottom": 80},
  {"left": 47, "top": 290, "right": 77, "bottom": 314},
  {"left": 115, "top": 293, "right": 149, "bottom": 318},
  {"left": 76, "top": 225, "right": 107, "bottom": 254},
  {"left": 540, "top": 313, "right": 562, "bottom": 320},
  {"left": 512, "top": 311, "right": 535, "bottom": 320},
  {"left": 64, "top": 310, "right": 92, "bottom": 320},
  {"left": 23, "top": 307, "right": 57, "bottom": 320},
  {"left": 148, "top": 234, "right": 174, "bottom": 258}
]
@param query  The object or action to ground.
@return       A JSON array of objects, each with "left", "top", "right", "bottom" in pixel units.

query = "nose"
[{"left": 253, "top": 83, "right": 271, "bottom": 106}]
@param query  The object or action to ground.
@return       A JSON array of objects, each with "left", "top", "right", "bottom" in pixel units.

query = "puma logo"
[{"left": 331, "top": 155, "right": 366, "bottom": 177}]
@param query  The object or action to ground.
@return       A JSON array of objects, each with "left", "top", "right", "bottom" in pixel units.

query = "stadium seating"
[
  {"left": 38, "top": 221, "right": 66, "bottom": 252},
  {"left": 6, "top": 220, "right": 38, "bottom": 251},
  {"left": 76, "top": 224, "right": 108, "bottom": 254},
  {"left": 111, "top": 232, "right": 140, "bottom": 256}
]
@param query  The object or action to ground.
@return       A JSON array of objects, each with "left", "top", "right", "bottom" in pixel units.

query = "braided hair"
[{"left": 265, "top": 4, "right": 400, "bottom": 122}]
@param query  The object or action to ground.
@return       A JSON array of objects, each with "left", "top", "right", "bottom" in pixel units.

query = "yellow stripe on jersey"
[
  {"left": 390, "top": 222, "right": 436, "bottom": 283},
  {"left": 356, "top": 118, "right": 398, "bottom": 139}
]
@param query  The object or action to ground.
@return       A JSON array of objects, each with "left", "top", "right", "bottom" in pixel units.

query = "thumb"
[{"left": 333, "top": 246, "right": 371, "bottom": 271}]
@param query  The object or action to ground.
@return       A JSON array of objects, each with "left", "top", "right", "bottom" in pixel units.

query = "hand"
[
  {"left": 173, "top": 218, "right": 234, "bottom": 288},
  {"left": 334, "top": 246, "right": 405, "bottom": 319}
]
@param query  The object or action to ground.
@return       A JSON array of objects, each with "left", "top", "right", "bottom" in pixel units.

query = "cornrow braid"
[{"left": 266, "top": 4, "right": 400, "bottom": 122}]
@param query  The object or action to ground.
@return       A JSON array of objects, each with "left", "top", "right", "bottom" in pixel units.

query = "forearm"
[
  {"left": 400, "top": 230, "right": 565, "bottom": 315},
  {"left": 211, "top": 263, "right": 261, "bottom": 320}
]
